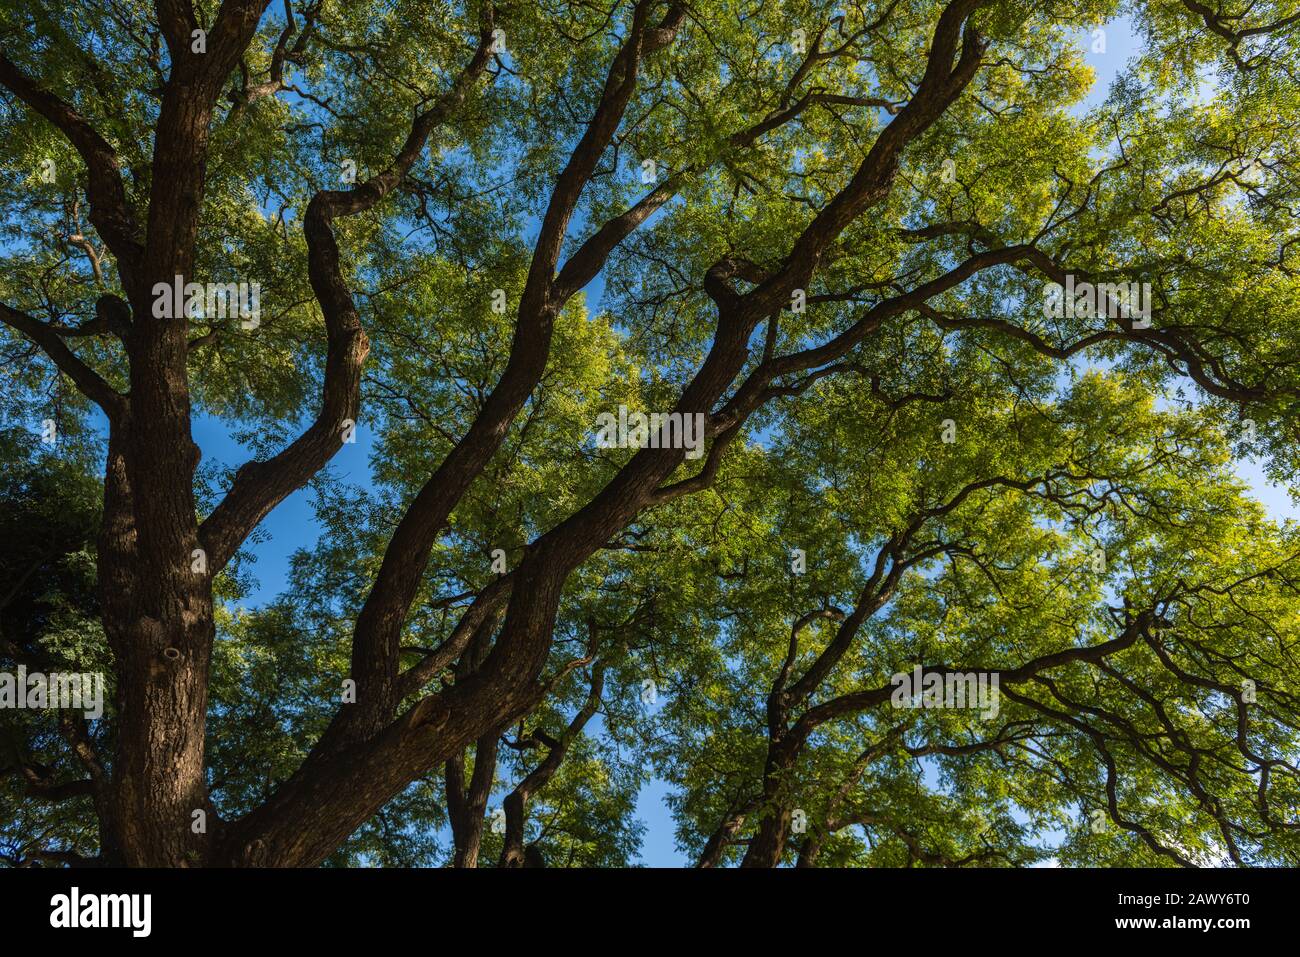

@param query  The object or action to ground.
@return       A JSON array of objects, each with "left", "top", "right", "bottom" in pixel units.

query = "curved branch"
[
  {"left": 0, "top": 53, "right": 142, "bottom": 277},
  {"left": 198, "top": 14, "right": 498, "bottom": 573},
  {"left": 0, "top": 302, "right": 127, "bottom": 419}
]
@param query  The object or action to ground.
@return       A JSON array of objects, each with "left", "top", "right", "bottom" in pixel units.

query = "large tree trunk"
[
  {"left": 89, "top": 18, "right": 251, "bottom": 866},
  {"left": 99, "top": 282, "right": 216, "bottom": 867},
  {"left": 97, "top": 406, "right": 216, "bottom": 866},
  {"left": 741, "top": 807, "right": 792, "bottom": 868},
  {"left": 795, "top": 832, "right": 824, "bottom": 868},
  {"left": 739, "top": 743, "right": 796, "bottom": 868}
]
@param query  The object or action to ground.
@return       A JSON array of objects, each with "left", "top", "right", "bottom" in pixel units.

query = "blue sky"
[{"left": 173, "top": 16, "right": 1297, "bottom": 868}]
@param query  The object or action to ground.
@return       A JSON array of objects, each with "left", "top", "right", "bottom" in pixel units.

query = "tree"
[{"left": 1, "top": 0, "right": 1298, "bottom": 867}]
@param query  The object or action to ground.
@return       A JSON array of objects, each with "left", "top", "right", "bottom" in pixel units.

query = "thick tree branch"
[
  {"left": 0, "top": 302, "right": 127, "bottom": 418},
  {"left": 199, "top": 14, "right": 498, "bottom": 574},
  {"left": 334, "top": 1, "right": 685, "bottom": 741},
  {"left": 0, "top": 53, "right": 143, "bottom": 278}
]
